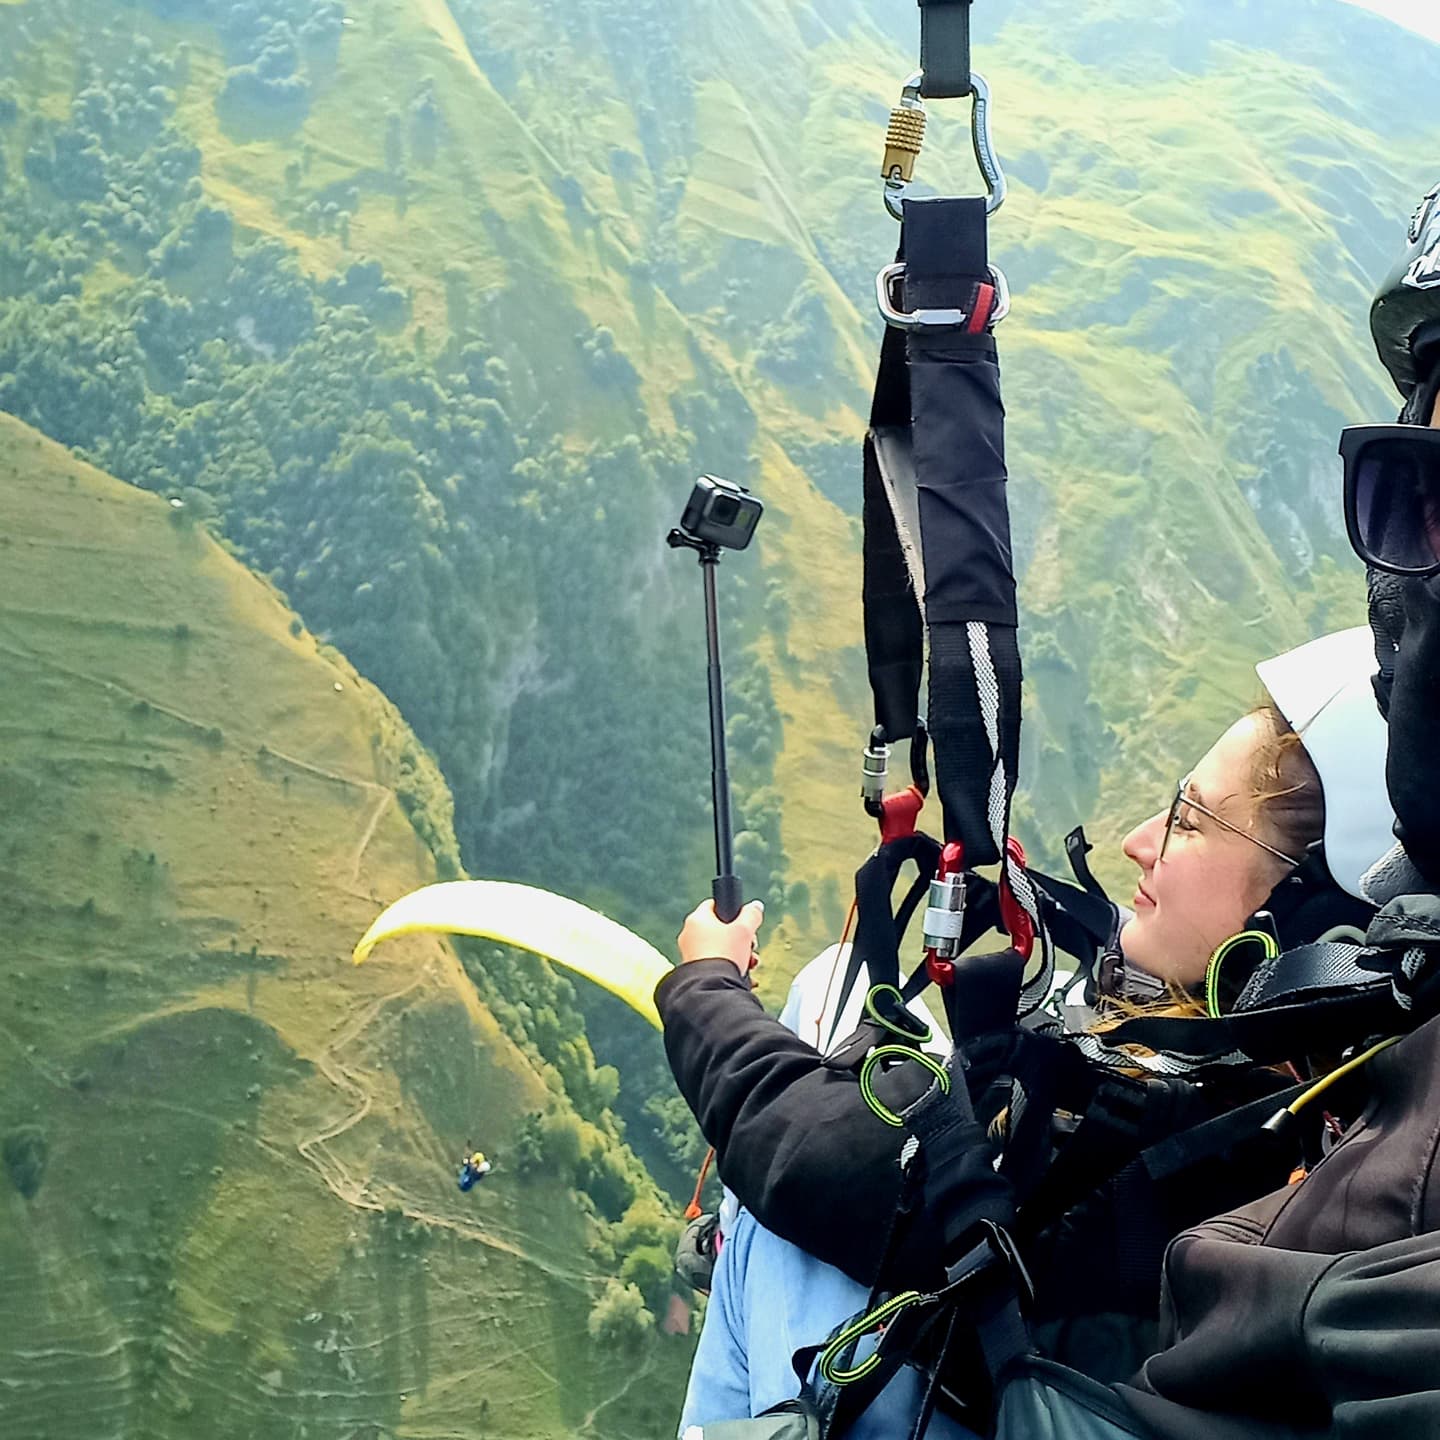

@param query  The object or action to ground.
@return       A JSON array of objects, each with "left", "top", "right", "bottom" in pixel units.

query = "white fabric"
[
  {"left": 1256, "top": 627, "right": 1397, "bottom": 900},
  {"left": 778, "top": 944, "right": 949, "bottom": 1058}
]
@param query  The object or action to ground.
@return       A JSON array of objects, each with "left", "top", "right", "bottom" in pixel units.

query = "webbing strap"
[
  {"left": 833, "top": 834, "right": 943, "bottom": 1031},
  {"left": 917, "top": 0, "right": 974, "bottom": 99},
  {"left": 863, "top": 196, "right": 1019, "bottom": 867},
  {"left": 1099, "top": 987, "right": 1400, "bottom": 1068},
  {"left": 1011, "top": 1073, "right": 1154, "bottom": 1243},
  {"left": 1098, "top": 941, "right": 1406, "bottom": 1066},
  {"left": 1139, "top": 1082, "right": 1308, "bottom": 1183}
]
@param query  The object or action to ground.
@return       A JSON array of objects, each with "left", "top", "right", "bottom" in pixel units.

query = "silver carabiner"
[
  {"left": 875, "top": 261, "right": 1011, "bottom": 332},
  {"left": 967, "top": 74, "right": 1006, "bottom": 217},
  {"left": 882, "top": 71, "right": 1006, "bottom": 221}
]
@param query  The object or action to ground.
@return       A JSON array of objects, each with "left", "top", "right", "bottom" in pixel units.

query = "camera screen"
[{"left": 709, "top": 495, "right": 741, "bottom": 527}]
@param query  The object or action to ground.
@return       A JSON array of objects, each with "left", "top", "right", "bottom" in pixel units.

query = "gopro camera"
[{"left": 677, "top": 474, "right": 763, "bottom": 551}]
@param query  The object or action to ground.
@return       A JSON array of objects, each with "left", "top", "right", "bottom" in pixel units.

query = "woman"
[{"left": 664, "top": 630, "right": 1395, "bottom": 1435}]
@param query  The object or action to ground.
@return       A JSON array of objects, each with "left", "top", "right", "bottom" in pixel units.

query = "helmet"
[
  {"left": 1255, "top": 627, "right": 1397, "bottom": 903},
  {"left": 1371, "top": 181, "right": 1440, "bottom": 405}
]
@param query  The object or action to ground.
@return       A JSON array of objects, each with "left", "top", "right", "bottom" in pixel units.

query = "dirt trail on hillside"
[{"left": 294, "top": 966, "right": 598, "bottom": 1289}]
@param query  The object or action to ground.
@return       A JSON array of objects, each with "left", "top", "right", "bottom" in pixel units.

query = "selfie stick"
[{"left": 667, "top": 530, "right": 742, "bottom": 923}]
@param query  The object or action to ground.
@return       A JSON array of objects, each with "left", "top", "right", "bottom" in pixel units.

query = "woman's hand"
[{"left": 677, "top": 898, "right": 765, "bottom": 975}]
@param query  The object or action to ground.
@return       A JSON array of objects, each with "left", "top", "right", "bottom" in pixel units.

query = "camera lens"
[{"left": 710, "top": 495, "right": 740, "bottom": 527}]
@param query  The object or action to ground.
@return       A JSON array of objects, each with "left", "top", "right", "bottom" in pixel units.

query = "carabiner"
[
  {"left": 967, "top": 74, "right": 1006, "bottom": 216},
  {"left": 882, "top": 72, "right": 927, "bottom": 221},
  {"left": 998, "top": 835, "right": 1036, "bottom": 962},
  {"left": 882, "top": 70, "right": 1006, "bottom": 221}
]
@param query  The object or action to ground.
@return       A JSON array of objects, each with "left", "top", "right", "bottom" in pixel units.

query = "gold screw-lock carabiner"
[{"left": 882, "top": 73, "right": 927, "bottom": 220}]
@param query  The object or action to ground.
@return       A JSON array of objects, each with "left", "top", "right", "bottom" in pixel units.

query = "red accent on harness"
[
  {"left": 967, "top": 282, "right": 996, "bottom": 334},
  {"left": 999, "top": 835, "right": 1036, "bottom": 961},
  {"left": 684, "top": 1146, "right": 715, "bottom": 1221},
  {"left": 925, "top": 953, "right": 955, "bottom": 986},
  {"left": 879, "top": 785, "right": 925, "bottom": 842},
  {"left": 924, "top": 841, "right": 966, "bottom": 987}
]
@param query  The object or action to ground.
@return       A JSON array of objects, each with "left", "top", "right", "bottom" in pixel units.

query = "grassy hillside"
[{"left": 0, "top": 413, "right": 691, "bottom": 1439}]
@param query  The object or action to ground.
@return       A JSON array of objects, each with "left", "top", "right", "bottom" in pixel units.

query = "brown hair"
[{"left": 1245, "top": 702, "right": 1325, "bottom": 862}]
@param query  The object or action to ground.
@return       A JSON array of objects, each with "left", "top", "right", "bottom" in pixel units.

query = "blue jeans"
[{"left": 679, "top": 1209, "right": 978, "bottom": 1440}]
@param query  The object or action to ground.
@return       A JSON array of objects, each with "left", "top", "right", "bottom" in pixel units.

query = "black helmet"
[{"left": 1371, "top": 181, "right": 1440, "bottom": 407}]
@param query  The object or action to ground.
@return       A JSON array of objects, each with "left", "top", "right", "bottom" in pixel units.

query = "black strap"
[
  {"left": 1011, "top": 1072, "right": 1155, "bottom": 1243},
  {"left": 835, "top": 834, "right": 943, "bottom": 1029},
  {"left": 917, "top": 0, "right": 973, "bottom": 99},
  {"left": 1139, "top": 1082, "right": 1308, "bottom": 1182},
  {"left": 1101, "top": 986, "right": 1401, "bottom": 1067},
  {"left": 1064, "top": 825, "right": 1106, "bottom": 899},
  {"left": 863, "top": 197, "right": 1018, "bottom": 865}
]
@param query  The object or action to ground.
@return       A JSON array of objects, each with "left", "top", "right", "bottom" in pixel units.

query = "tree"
[{"left": 587, "top": 1279, "right": 652, "bottom": 1355}]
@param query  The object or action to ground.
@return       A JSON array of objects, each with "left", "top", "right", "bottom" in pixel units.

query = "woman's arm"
[{"left": 656, "top": 958, "right": 931, "bottom": 1285}]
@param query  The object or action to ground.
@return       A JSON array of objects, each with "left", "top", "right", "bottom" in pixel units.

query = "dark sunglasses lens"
[{"left": 1355, "top": 443, "right": 1440, "bottom": 572}]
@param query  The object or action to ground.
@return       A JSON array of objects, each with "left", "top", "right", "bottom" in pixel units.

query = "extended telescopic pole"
[{"left": 668, "top": 529, "right": 742, "bottom": 922}]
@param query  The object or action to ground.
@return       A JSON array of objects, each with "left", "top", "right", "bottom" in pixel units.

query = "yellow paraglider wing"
[{"left": 353, "top": 881, "right": 670, "bottom": 1030}]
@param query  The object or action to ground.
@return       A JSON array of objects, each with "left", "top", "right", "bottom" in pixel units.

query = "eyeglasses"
[
  {"left": 1160, "top": 775, "right": 1301, "bottom": 868},
  {"left": 1340, "top": 424, "right": 1440, "bottom": 577}
]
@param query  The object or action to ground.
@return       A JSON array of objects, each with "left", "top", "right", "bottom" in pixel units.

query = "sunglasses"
[
  {"left": 1340, "top": 424, "right": 1440, "bottom": 577},
  {"left": 1160, "top": 775, "right": 1301, "bottom": 868}
]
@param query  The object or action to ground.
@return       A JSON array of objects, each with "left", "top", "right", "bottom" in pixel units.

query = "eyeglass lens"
[{"left": 1356, "top": 446, "right": 1440, "bottom": 571}]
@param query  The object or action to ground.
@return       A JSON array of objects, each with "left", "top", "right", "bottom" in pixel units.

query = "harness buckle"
[
  {"left": 876, "top": 261, "right": 1011, "bottom": 333},
  {"left": 943, "top": 1218, "right": 1035, "bottom": 1313}
]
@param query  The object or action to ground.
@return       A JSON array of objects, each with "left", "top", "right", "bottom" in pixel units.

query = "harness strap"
[
  {"left": 833, "top": 834, "right": 943, "bottom": 1030},
  {"left": 1139, "top": 1081, "right": 1309, "bottom": 1183},
  {"left": 1101, "top": 982, "right": 1401, "bottom": 1067},
  {"left": 864, "top": 195, "right": 1019, "bottom": 868},
  {"left": 1064, "top": 825, "right": 1107, "bottom": 900},
  {"left": 1011, "top": 1073, "right": 1165, "bottom": 1243},
  {"left": 917, "top": 0, "right": 974, "bottom": 99}
]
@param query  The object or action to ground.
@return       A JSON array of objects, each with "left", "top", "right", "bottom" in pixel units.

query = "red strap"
[
  {"left": 967, "top": 281, "right": 996, "bottom": 334},
  {"left": 879, "top": 785, "right": 925, "bottom": 842}
]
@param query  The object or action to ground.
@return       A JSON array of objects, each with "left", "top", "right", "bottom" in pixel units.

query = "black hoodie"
[{"left": 1118, "top": 902, "right": 1440, "bottom": 1439}]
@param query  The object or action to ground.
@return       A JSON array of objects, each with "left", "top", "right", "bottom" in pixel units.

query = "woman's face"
[{"left": 1118, "top": 714, "right": 1294, "bottom": 989}]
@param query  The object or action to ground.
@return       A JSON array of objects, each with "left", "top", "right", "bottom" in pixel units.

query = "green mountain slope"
[
  {"left": 0, "top": 413, "right": 690, "bottom": 1439},
  {"left": 0, "top": 0, "right": 1435, "bottom": 974}
]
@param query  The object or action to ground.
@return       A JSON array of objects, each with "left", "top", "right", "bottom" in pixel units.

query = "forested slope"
[{"left": 3, "top": 1, "right": 1436, "bottom": 995}]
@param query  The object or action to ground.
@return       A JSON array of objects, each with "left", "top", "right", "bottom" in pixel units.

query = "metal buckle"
[
  {"left": 875, "top": 261, "right": 1011, "bottom": 332},
  {"left": 943, "top": 1219, "right": 1035, "bottom": 1313}
]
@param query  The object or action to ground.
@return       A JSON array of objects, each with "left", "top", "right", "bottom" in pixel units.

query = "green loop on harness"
[
  {"left": 1204, "top": 929, "right": 1279, "bottom": 1018},
  {"left": 865, "top": 983, "right": 933, "bottom": 1046},
  {"left": 859, "top": 1045, "right": 949, "bottom": 1127},
  {"left": 818, "top": 1289, "right": 925, "bottom": 1384}
]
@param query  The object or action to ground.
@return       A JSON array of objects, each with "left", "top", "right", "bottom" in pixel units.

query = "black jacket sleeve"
[{"left": 655, "top": 959, "right": 949, "bottom": 1286}]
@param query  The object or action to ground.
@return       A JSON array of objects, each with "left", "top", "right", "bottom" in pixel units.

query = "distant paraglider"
[
  {"left": 352, "top": 879, "right": 672, "bottom": 1029},
  {"left": 457, "top": 1150, "right": 492, "bottom": 1192}
]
